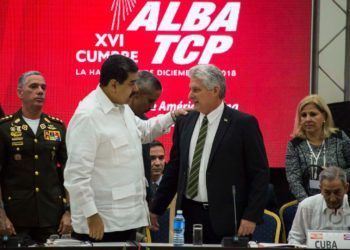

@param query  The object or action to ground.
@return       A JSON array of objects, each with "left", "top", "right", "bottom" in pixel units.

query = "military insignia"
[
  {"left": 40, "top": 124, "right": 46, "bottom": 129},
  {"left": 47, "top": 124, "right": 57, "bottom": 130},
  {"left": 14, "top": 118, "right": 20, "bottom": 124},
  {"left": 12, "top": 141, "right": 23, "bottom": 146},
  {"left": 22, "top": 124, "right": 28, "bottom": 130},
  {"left": 11, "top": 137, "right": 23, "bottom": 141},
  {"left": 44, "top": 130, "right": 61, "bottom": 141},
  {"left": 15, "top": 126, "right": 21, "bottom": 132},
  {"left": 0, "top": 115, "right": 13, "bottom": 123},
  {"left": 14, "top": 154, "right": 22, "bottom": 161},
  {"left": 44, "top": 117, "right": 51, "bottom": 123},
  {"left": 10, "top": 127, "right": 16, "bottom": 132},
  {"left": 48, "top": 115, "right": 64, "bottom": 124},
  {"left": 10, "top": 131, "right": 22, "bottom": 137}
]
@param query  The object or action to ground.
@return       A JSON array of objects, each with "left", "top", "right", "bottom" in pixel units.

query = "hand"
[
  {"left": 87, "top": 213, "right": 104, "bottom": 240},
  {"left": 174, "top": 108, "right": 191, "bottom": 117},
  {"left": 237, "top": 219, "right": 256, "bottom": 236},
  {"left": 149, "top": 213, "right": 159, "bottom": 231},
  {"left": 57, "top": 211, "right": 72, "bottom": 234},
  {"left": 0, "top": 208, "right": 16, "bottom": 236}
]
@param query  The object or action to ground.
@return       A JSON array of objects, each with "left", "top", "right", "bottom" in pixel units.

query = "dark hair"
[
  {"left": 99, "top": 55, "right": 138, "bottom": 86},
  {"left": 136, "top": 71, "right": 162, "bottom": 94},
  {"left": 150, "top": 140, "right": 165, "bottom": 151}
]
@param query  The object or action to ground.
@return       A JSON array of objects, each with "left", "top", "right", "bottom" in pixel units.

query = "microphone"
[{"left": 221, "top": 185, "right": 250, "bottom": 247}]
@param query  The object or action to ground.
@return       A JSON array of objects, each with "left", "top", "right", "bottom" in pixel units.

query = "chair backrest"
[
  {"left": 252, "top": 209, "right": 281, "bottom": 243},
  {"left": 279, "top": 200, "right": 298, "bottom": 243}
]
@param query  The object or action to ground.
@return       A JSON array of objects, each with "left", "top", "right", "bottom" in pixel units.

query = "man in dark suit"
[
  {"left": 149, "top": 140, "right": 170, "bottom": 243},
  {"left": 150, "top": 64, "right": 269, "bottom": 244},
  {"left": 0, "top": 71, "right": 71, "bottom": 244}
]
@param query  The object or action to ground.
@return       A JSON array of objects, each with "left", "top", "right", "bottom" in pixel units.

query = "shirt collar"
[
  {"left": 199, "top": 101, "right": 224, "bottom": 124},
  {"left": 155, "top": 175, "right": 163, "bottom": 186},
  {"left": 95, "top": 85, "right": 125, "bottom": 114}
]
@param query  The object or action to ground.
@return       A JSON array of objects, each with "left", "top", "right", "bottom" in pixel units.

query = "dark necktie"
[
  {"left": 187, "top": 116, "right": 208, "bottom": 199},
  {"left": 151, "top": 182, "right": 158, "bottom": 194}
]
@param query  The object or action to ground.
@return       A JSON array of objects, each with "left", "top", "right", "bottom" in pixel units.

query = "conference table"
[{"left": 1, "top": 241, "right": 305, "bottom": 249}]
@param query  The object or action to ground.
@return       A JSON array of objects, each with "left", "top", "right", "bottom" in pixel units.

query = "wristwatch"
[{"left": 63, "top": 198, "right": 70, "bottom": 212}]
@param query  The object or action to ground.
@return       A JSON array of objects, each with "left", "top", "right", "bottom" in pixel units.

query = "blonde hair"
[{"left": 292, "top": 94, "right": 338, "bottom": 139}]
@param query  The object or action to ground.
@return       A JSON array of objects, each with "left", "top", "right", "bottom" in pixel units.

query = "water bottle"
[{"left": 173, "top": 210, "right": 185, "bottom": 246}]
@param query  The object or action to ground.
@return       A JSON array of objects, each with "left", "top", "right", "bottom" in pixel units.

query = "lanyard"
[{"left": 306, "top": 140, "right": 326, "bottom": 166}]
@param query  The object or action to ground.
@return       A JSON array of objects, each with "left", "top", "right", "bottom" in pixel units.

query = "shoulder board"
[
  {"left": 47, "top": 115, "right": 64, "bottom": 124},
  {"left": 0, "top": 115, "right": 13, "bottom": 123}
]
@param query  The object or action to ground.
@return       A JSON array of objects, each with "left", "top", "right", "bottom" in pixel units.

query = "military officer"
[{"left": 0, "top": 71, "right": 71, "bottom": 244}]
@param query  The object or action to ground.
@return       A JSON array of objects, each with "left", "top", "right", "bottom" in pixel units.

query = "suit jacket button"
[
  {"left": 34, "top": 155, "right": 39, "bottom": 159},
  {"left": 35, "top": 187, "right": 40, "bottom": 192}
]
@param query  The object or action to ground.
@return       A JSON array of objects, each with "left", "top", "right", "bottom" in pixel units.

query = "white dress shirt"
[
  {"left": 187, "top": 101, "right": 224, "bottom": 202},
  {"left": 64, "top": 86, "right": 173, "bottom": 233},
  {"left": 288, "top": 194, "right": 350, "bottom": 245}
]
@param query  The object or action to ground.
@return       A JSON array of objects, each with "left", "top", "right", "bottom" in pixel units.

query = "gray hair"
[
  {"left": 188, "top": 64, "right": 226, "bottom": 99},
  {"left": 18, "top": 71, "right": 42, "bottom": 88},
  {"left": 136, "top": 70, "right": 162, "bottom": 95},
  {"left": 319, "top": 166, "right": 347, "bottom": 185}
]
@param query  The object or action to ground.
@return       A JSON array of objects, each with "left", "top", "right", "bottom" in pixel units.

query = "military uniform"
[{"left": 0, "top": 109, "right": 67, "bottom": 230}]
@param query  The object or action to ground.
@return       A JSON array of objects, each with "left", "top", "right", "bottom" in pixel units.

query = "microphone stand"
[{"left": 221, "top": 185, "right": 250, "bottom": 247}]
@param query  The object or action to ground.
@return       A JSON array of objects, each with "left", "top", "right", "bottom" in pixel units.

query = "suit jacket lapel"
[
  {"left": 37, "top": 114, "right": 56, "bottom": 138},
  {"left": 13, "top": 110, "right": 35, "bottom": 138},
  {"left": 207, "top": 105, "right": 232, "bottom": 170}
]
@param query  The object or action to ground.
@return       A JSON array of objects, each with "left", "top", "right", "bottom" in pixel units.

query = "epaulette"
[
  {"left": 47, "top": 115, "right": 64, "bottom": 124},
  {"left": 0, "top": 115, "right": 13, "bottom": 123}
]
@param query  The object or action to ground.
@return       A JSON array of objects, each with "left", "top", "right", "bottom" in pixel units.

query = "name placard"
[{"left": 307, "top": 230, "right": 350, "bottom": 249}]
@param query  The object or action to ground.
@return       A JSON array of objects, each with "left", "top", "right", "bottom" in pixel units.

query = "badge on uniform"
[
  {"left": 10, "top": 126, "right": 21, "bottom": 132},
  {"left": 12, "top": 141, "right": 23, "bottom": 146},
  {"left": 40, "top": 124, "right": 46, "bottom": 129},
  {"left": 14, "top": 154, "right": 22, "bottom": 161},
  {"left": 47, "top": 124, "right": 57, "bottom": 130},
  {"left": 11, "top": 136, "right": 23, "bottom": 141},
  {"left": 44, "top": 130, "right": 61, "bottom": 141},
  {"left": 22, "top": 124, "right": 28, "bottom": 131},
  {"left": 10, "top": 131, "right": 22, "bottom": 137}
]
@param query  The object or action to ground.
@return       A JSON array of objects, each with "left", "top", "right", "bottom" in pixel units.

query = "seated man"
[
  {"left": 288, "top": 166, "right": 350, "bottom": 245},
  {"left": 149, "top": 140, "right": 169, "bottom": 243},
  {"left": 149, "top": 140, "right": 166, "bottom": 199}
]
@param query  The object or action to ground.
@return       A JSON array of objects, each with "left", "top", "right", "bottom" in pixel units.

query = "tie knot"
[{"left": 202, "top": 116, "right": 208, "bottom": 125}]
